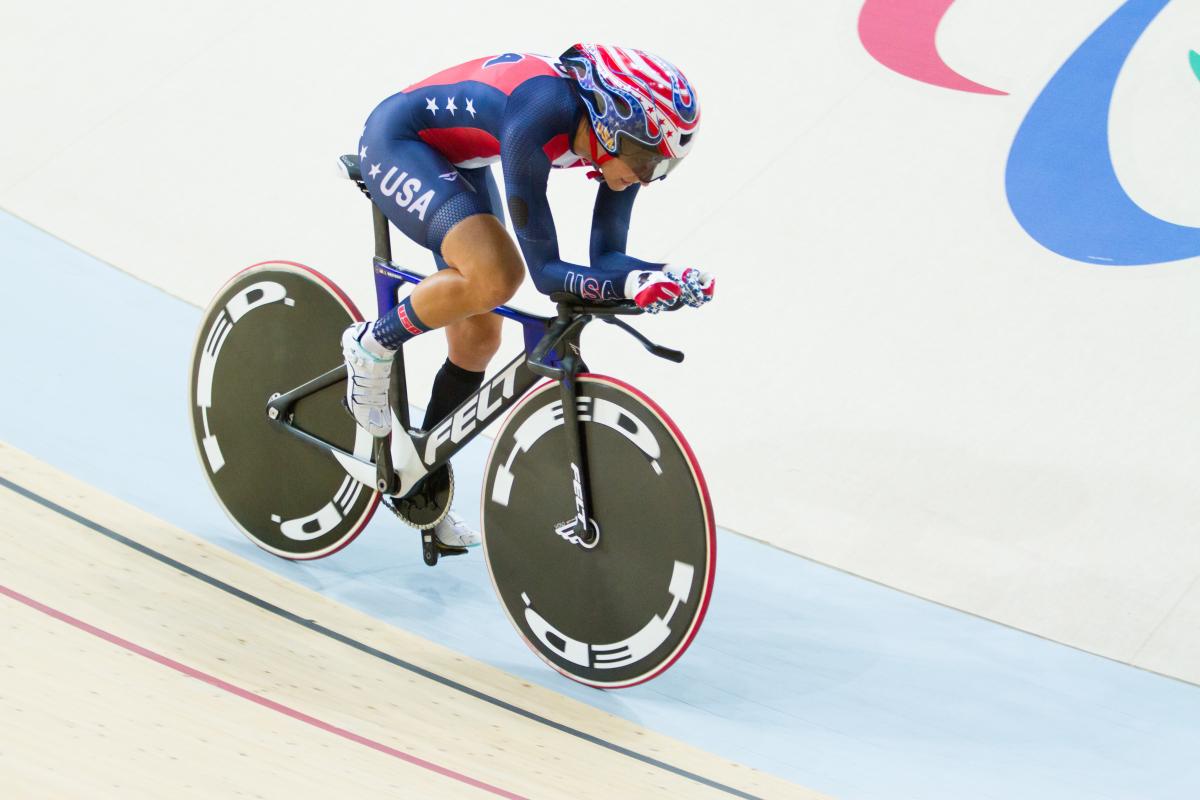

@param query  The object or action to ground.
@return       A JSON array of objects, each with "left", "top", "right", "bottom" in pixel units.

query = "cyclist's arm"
[
  {"left": 500, "top": 80, "right": 636, "bottom": 300},
  {"left": 590, "top": 182, "right": 664, "bottom": 274},
  {"left": 591, "top": 179, "right": 713, "bottom": 312}
]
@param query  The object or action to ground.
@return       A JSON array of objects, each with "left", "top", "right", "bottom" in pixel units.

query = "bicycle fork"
[
  {"left": 526, "top": 297, "right": 685, "bottom": 551},
  {"left": 556, "top": 359, "right": 600, "bottom": 549}
]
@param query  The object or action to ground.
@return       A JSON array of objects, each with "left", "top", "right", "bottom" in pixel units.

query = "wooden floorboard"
[{"left": 0, "top": 441, "right": 823, "bottom": 799}]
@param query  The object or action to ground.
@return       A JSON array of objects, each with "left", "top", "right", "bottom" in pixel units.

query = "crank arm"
[
  {"left": 373, "top": 435, "right": 398, "bottom": 494},
  {"left": 330, "top": 439, "right": 421, "bottom": 499}
]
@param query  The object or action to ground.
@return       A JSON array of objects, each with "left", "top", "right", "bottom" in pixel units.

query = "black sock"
[
  {"left": 421, "top": 358, "right": 486, "bottom": 431},
  {"left": 417, "top": 359, "right": 485, "bottom": 496}
]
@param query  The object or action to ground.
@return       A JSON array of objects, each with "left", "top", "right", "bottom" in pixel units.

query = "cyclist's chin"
[{"left": 605, "top": 177, "right": 638, "bottom": 192}]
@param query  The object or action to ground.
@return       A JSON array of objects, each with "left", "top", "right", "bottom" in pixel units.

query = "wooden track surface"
[{"left": 0, "top": 442, "right": 825, "bottom": 799}]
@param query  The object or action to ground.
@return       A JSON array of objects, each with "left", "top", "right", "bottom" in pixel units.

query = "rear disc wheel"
[{"left": 188, "top": 261, "right": 379, "bottom": 559}]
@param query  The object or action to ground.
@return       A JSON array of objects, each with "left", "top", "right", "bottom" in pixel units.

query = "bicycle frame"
[
  {"left": 369, "top": 258, "right": 559, "bottom": 494},
  {"left": 266, "top": 163, "right": 683, "bottom": 539},
  {"left": 265, "top": 272, "right": 565, "bottom": 501}
]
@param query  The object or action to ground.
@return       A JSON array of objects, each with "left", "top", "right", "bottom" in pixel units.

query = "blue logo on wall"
[{"left": 1006, "top": 0, "right": 1200, "bottom": 265}]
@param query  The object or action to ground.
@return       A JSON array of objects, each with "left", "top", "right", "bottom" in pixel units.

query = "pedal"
[{"left": 421, "top": 530, "right": 467, "bottom": 566}]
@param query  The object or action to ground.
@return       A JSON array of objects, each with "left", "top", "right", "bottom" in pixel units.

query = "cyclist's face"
[
  {"left": 610, "top": 135, "right": 682, "bottom": 186},
  {"left": 599, "top": 156, "right": 644, "bottom": 191},
  {"left": 573, "top": 117, "right": 676, "bottom": 190}
]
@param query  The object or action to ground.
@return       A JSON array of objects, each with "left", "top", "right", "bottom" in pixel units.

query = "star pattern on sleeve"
[
  {"left": 368, "top": 163, "right": 381, "bottom": 178},
  {"left": 425, "top": 97, "right": 439, "bottom": 114},
  {"left": 465, "top": 98, "right": 476, "bottom": 118},
  {"left": 445, "top": 97, "right": 457, "bottom": 115}
]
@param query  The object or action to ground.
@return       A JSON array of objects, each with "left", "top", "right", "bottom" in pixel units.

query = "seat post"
[{"left": 372, "top": 204, "right": 392, "bottom": 262}]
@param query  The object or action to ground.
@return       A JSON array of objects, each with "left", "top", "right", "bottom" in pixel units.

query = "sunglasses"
[{"left": 616, "top": 136, "right": 682, "bottom": 182}]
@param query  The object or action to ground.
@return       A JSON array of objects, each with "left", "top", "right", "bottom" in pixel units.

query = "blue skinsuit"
[{"left": 357, "top": 52, "right": 662, "bottom": 301}]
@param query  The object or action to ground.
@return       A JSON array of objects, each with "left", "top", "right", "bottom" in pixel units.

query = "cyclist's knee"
[
  {"left": 477, "top": 263, "right": 523, "bottom": 308},
  {"left": 442, "top": 215, "right": 524, "bottom": 309}
]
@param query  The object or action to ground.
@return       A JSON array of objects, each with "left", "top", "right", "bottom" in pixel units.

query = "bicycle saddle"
[{"left": 337, "top": 154, "right": 362, "bottom": 182}]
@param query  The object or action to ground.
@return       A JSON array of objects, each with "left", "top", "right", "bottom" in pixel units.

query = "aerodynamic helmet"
[{"left": 560, "top": 43, "right": 700, "bottom": 181}]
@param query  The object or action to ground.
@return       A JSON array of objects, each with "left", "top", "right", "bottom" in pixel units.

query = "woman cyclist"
[{"left": 342, "top": 44, "right": 713, "bottom": 549}]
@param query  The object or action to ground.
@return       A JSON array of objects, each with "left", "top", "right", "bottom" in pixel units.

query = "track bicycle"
[{"left": 188, "top": 154, "right": 715, "bottom": 688}]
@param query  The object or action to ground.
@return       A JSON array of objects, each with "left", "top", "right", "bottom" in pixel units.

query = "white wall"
[{"left": 3, "top": 0, "right": 1198, "bottom": 682}]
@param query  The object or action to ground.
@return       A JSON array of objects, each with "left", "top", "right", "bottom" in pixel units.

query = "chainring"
[{"left": 382, "top": 464, "right": 454, "bottom": 530}]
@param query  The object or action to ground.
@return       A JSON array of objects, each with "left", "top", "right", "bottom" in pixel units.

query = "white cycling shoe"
[
  {"left": 341, "top": 322, "right": 393, "bottom": 437},
  {"left": 433, "top": 509, "right": 481, "bottom": 549}
]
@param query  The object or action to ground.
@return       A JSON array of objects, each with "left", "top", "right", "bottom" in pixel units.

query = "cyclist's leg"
[
  {"left": 432, "top": 165, "right": 507, "bottom": 374},
  {"left": 420, "top": 165, "right": 506, "bottom": 428},
  {"left": 347, "top": 129, "right": 520, "bottom": 436},
  {"left": 418, "top": 214, "right": 523, "bottom": 325},
  {"left": 416, "top": 168, "right": 508, "bottom": 547},
  {"left": 355, "top": 141, "right": 518, "bottom": 340}
]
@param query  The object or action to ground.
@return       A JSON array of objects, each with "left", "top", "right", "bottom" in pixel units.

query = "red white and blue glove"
[
  {"left": 664, "top": 266, "right": 715, "bottom": 308},
  {"left": 624, "top": 268, "right": 716, "bottom": 313},
  {"left": 624, "top": 270, "right": 683, "bottom": 314}
]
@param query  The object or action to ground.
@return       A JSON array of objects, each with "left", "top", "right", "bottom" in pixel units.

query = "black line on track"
[{"left": 0, "top": 475, "right": 762, "bottom": 800}]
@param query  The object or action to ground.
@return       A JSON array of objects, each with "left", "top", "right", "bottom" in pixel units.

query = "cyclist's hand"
[
  {"left": 664, "top": 266, "right": 715, "bottom": 308},
  {"left": 624, "top": 270, "right": 683, "bottom": 314}
]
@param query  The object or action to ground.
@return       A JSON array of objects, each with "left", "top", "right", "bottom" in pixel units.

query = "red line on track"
[{"left": 0, "top": 583, "right": 526, "bottom": 800}]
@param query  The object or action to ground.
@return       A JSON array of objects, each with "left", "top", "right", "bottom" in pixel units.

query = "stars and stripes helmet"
[{"left": 560, "top": 43, "right": 700, "bottom": 181}]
